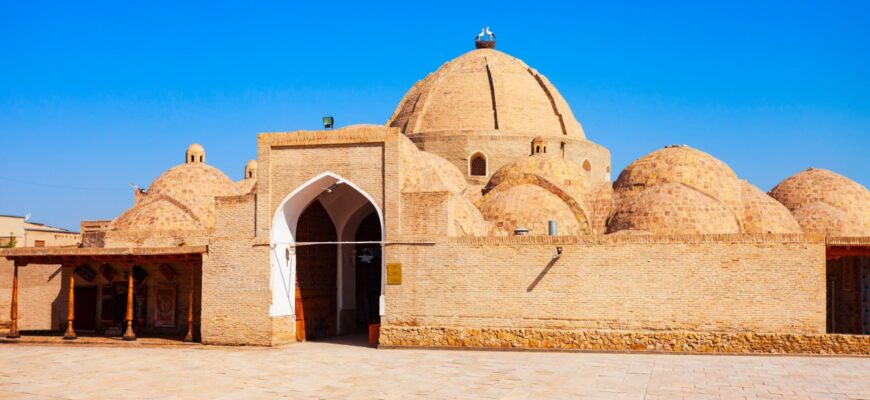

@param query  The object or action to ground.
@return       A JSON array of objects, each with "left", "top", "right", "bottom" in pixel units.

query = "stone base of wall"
[
  {"left": 379, "top": 326, "right": 870, "bottom": 355},
  {"left": 271, "top": 315, "right": 297, "bottom": 346}
]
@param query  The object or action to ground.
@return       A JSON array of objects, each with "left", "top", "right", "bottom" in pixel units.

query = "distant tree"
[{"left": 4, "top": 233, "right": 16, "bottom": 248}]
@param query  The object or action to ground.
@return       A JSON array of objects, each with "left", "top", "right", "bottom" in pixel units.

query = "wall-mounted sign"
[{"left": 386, "top": 263, "right": 402, "bottom": 285}]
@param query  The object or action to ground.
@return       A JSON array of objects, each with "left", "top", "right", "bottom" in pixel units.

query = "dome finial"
[
  {"left": 475, "top": 26, "right": 496, "bottom": 49},
  {"left": 186, "top": 143, "right": 205, "bottom": 164}
]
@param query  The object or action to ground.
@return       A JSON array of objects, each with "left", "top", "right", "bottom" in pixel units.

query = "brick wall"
[
  {"left": 204, "top": 194, "right": 274, "bottom": 345},
  {"left": 0, "top": 258, "right": 64, "bottom": 331},
  {"left": 382, "top": 234, "right": 826, "bottom": 335}
]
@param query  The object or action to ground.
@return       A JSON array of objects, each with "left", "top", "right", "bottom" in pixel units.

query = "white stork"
[{"left": 485, "top": 26, "right": 495, "bottom": 41}]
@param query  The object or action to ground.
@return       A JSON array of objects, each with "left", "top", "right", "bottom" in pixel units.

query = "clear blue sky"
[{"left": 1, "top": 1, "right": 868, "bottom": 231}]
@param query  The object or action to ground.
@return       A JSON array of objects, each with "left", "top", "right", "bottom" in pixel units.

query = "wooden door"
[
  {"left": 295, "top": 200, "right": 337, "bottom": 340},
  {"left": 73, "top": 286, "right": 98, "bottom": 331}
]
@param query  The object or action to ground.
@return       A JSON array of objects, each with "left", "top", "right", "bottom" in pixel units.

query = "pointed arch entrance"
[{"left": 270, "top": 172, "right": 384, "bottom": 342}]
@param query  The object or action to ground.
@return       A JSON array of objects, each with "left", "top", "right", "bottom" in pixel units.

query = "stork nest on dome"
[
  {"left": 475, "top": 27, "right": 496, "bottom": 49},
  {"left": 475, "top": 39, "right": 496, "bottom": 49}
]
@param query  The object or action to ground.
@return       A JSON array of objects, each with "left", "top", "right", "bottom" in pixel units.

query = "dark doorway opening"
[
  {"left": 826, "top": 255, "right": 870, "bottom": 334},
  {"left": 295, "top": 200, "right": 337, "bottom": 341},
  {"left": 354, "top": 211, "right": 382, "bottom": 332},
  {"left": 73, "top": 286, "right": 97, "bottom": 331}
]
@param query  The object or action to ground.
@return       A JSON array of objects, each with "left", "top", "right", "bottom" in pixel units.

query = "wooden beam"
[{"left": 827, "top": 247, "right": 870, "bottom": 258}]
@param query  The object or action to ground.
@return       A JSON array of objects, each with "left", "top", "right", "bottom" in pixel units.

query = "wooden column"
[
  {"left": 6, "top": 261, "right": 21, "bottom": 339},
  {"left": 185, "top": 266, "right": 194, "bottom": 342},
  {"left": 63, "top": 266, "right": 76, "bottom": 340},
  {"left": 122, "top": 265, "right": 136, "bottom": 341}
]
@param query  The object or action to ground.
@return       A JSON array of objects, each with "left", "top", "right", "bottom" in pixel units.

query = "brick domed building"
[{"left": 4, "top": 37, "right": 870, "bottom": 354}]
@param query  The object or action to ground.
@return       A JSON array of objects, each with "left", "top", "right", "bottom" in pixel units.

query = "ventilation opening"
[
  {"left": 582, "top": 159, "right": 592, "bottom": 175},
  {"left": 470, "top": 153, "right": 487, "bottom": 176}
]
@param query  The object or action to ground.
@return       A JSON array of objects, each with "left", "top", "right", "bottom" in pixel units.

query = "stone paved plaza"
[{"left": 1, "top": 339, "right": 870, "bottom": 399}]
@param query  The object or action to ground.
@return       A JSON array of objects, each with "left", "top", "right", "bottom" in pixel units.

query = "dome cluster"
[{"left": 607, "top": 146, "right": 800, "bottom": 235}]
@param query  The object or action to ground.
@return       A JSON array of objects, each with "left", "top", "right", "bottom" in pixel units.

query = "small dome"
[
  {"left": 792, "top": 203, "right": 866, "bottom": 236},
  {"left": 614, "top": 146, "right": 742, "bottom": 214},
  {"left": 186, "top": 143, "right": 206, "bottom": 164},
  {"left": 399, "top": 135, "right": 467, "bottom": 194},
  {"left": 448, "top": 195, "right": 490, "bottom": 237},
  {"left": 244, "top": 160, "right": 258, "bottom": 180},
  {"left": 111, "top": 198, "right": 203, "bottom": 232},
  {"left": 607, "top": 183, "right": 741, "bottom": 235},
  {"left": 479, "top": 184, "right": 590, "bottom": 236},
  {"left": 388, "top": 49, "right": 584, "bottom": 139},
  {"left": 769, "top": 168, "right": 870, "bottom": 235},
  {"left": 483, "top": 154, "right": 590, "bottom": 199},
  {"left": 739, "top": 181, "right": 802, "bottom": 234}
]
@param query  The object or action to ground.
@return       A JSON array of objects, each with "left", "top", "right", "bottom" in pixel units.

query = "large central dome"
[{"left": 388, "top": 48, "right": 585, "bottom": 139}]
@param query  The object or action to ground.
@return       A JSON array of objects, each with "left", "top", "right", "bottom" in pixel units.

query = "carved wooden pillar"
[
  {"left": 63, "top": 266, "right": 76, "bottom": 340},
  {"left": 122, "top": 265, "right": 136, "bottom": 341},
  {"left": 6, "top": 261, "right": 21, "bottom": 339},
  {"left": 185, "top": 266, "right": 194, "bottom": 342}
]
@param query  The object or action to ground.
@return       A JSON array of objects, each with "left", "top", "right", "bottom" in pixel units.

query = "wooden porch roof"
[{"left": 1, "top": 246, "right": 206, "bottom": 266}]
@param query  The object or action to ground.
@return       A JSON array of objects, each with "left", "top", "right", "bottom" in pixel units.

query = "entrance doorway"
[
  {"left": 271, "top": 172, "right": 385, "bottom": 343},
  {"left": 354, "top": 211, "right": 382, "bottom": 332},
  {"left": 295, "top": 200, "right": 338, "bottom": 341}
]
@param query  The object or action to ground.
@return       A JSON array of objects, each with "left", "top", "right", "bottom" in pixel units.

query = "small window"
[
  {"left": 470, "top": 153, "right": 487, "bottom": 177},
  {"left": 560, "top": 142, "right": 566, "bottom": 158},
  {"left": 199, "top": 155, "right": 203, "bottom": 162},
  {"left": 190, "top": 155, "right": 195, "bottom": 162},
  {"left": 34, "top": 240, "right": 46, "bottom": 247},
  {"left": 248, "top": 171, "right": 253, "bottom": 178},
  {"left": 582, "top": 159, "right": 592, "bottom": 173},
  {"left": 535, "top": 146, "right": 541, "bottom": 154}
]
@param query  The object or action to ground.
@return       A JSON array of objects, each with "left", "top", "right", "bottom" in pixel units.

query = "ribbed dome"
[
  {"left": 483, "top": 154, "right": 590, "bottom": 199},
  {"left": 388, "top": 48, "right": 584, "bottom": 139},
  {"left": 769, "top": 168, "right": 870, "bottom": 236},
  {"left": 479, "top": 184, "right": 589, "bottom": 236}
]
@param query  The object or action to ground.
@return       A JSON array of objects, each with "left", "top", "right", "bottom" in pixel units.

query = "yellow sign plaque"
[{"left": 386, "top": 263, "right": 402, "bottom": 285}]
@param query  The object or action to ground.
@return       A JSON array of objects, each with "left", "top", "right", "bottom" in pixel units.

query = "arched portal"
[{"left": 270, "top": 172, "right": 384, "bottom": 342}]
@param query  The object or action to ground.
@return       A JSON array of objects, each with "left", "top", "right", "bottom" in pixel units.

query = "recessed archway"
[{"left": 270, "top": 172, "right": 385, "bottom": 341}]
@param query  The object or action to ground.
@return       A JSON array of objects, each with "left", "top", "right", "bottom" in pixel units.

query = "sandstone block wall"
[
  {"left": 383, "top": 235, "right": 826, "bottom": 335},
  {"left": 379, "top": 326, "right": 870, "bottom": 355}
]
